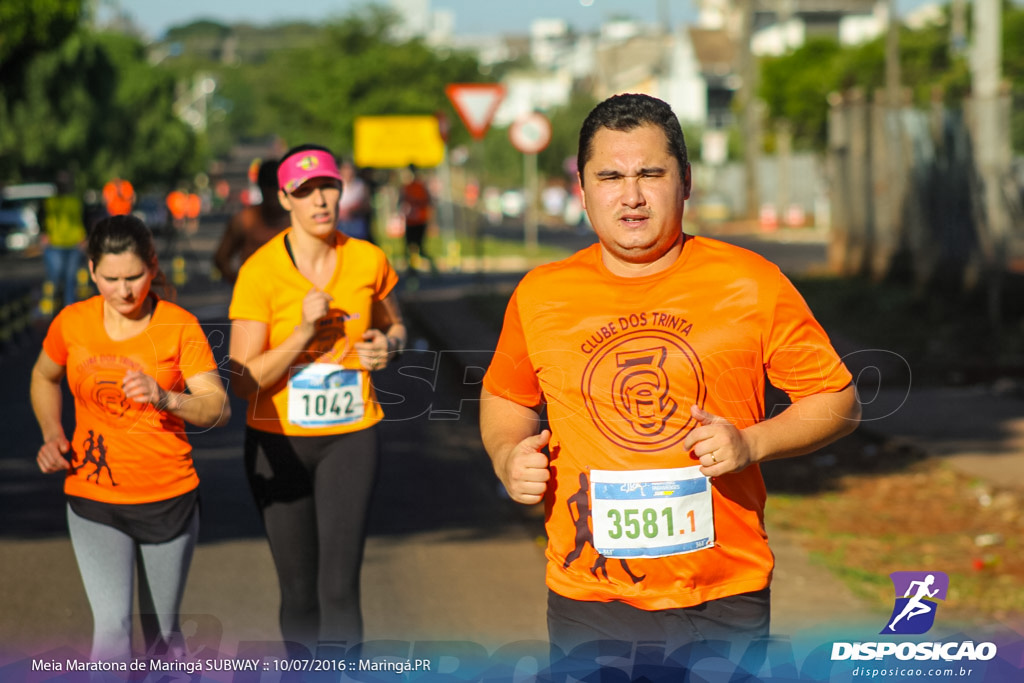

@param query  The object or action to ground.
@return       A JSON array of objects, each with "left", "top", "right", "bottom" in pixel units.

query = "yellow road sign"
[{"left": 354, "top": 116, "right": 445, "bottom": 169}]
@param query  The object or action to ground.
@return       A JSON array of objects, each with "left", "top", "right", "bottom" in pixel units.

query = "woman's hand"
[
  {"left": 123, "top": 369, "right": 174, "bottom": 410},
  {"left": 298, "top": 287, "right": 333, "bottom": 337},
  {"left": 37, "top": 434, "right": 72, "bottom": 473},
  {"left": 354, "top": 329, "right": 391, "bottom": 371}
]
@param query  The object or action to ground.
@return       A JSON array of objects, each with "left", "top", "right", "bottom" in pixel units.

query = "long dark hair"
[{"left": 87, "top": 214, "right": 176, "bottom": 301}]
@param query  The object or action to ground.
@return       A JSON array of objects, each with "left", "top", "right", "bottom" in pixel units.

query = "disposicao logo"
[
  {"left": 830, "top": 570, "right": 998, "bottom": 663},
  {"left": 882, "top": 571, "right": 948, "bottom": 635}
]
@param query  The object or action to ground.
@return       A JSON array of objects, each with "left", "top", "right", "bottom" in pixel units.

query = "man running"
[{"left": 481, "top": 93, "right": 860, "bottom": 652}]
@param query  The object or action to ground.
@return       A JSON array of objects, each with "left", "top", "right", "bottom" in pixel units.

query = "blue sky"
[{"left": 121, "top": 0, "right": 948, "bottom": 41}]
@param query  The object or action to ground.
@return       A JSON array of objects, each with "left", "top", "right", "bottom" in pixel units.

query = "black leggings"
[{"left": 244, "top": 426, "right": 379, "bottom": 651}]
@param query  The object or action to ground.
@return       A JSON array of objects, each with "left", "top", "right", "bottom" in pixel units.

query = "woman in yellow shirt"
[{"left": 228, "top": 144, "right": 406, "bottom": 652}]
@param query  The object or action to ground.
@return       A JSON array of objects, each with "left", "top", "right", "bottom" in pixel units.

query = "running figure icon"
[
  {"left": 887, "top": 574, "right": 939, "bottom": 631},
  {"left": 76, "top": 429, "right": 118, "bottom": 486},
  {"left": 563, "top": 472, "right": 646, "bottom": 584}
]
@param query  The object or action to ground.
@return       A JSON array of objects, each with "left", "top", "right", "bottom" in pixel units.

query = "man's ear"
[
  {"left": 682, "top": 163, "right": 692, "bottom": 201},
  {"left": 577, "top": 172, "right": 586, "bottom": 212}
]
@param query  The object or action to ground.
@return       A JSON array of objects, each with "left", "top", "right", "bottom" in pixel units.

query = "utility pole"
[
  {"left": 738, "top": 0, "right": 760, "bottom": 220},
  {"left": 775, "top": 0, "right": 794, "bottom": 221},
  {"left": 950, "top": 0, "right": 967, "bottom": 55},
  {"left": 885, "top": 0, "right": 901, "bottom": 105},
  {"left": 970, "top": 0, "right": 1010, "bottom": 330}
]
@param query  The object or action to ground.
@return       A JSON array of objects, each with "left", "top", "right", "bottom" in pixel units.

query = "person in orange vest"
[
  {"left": 183, "top": 192, "right": 201, "bottom": 235},
  {"left": 102, "top": 177, "right": 135, "bottom": 217},
  {"left": 166, "top": 188, "right": 189, "bottom": 232}
]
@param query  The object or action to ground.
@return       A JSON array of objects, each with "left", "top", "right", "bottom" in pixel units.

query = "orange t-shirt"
[
  {"left": 228, "top": 230, "right": 399, "bottom": 436},
  {"left": 42, "top": 296, "right": 218, "bottom": 504},
  {"left": 483, "top": 237, "right": 853, "bottom": 611}
]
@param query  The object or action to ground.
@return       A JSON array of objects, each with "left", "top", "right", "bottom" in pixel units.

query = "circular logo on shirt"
[
  {"left": 581, "top": 329, "right": 705, "bottom": 452},
  {"left": 76, "top": 369, "right": 131, "bottom": 423}
]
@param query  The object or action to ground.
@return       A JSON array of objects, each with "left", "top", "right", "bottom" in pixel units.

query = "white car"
[{"left": 0, "top": 182, "right": 55, "bottom": 255}]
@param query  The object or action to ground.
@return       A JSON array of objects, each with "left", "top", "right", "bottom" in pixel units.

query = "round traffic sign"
[{"left": 509, "top": 112, "right": 552, "bottom": 154}]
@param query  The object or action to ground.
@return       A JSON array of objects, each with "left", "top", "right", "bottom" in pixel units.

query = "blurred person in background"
[
  {"left": 39, "top": 171, "right": 88, "bottom": 316},
  {"left": 336, "top": 158, "right": 373, "bottom": 243},
  {"left": 213, "top": 159, "right": 290, "bottom": 284},
  {"left": 398, "top": 164, "right": 438, "bottom": 276}
]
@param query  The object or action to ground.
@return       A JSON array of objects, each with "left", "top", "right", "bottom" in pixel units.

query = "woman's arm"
[
  {"left": 30, "top": 351, "right": 71, "bottom": 473},
  {"left": 376, "top": 291, "right": 406, "bottom": 355},
  {"left": 228, "top": 286, "right": 333, "bottom": 398},
  {"left": 121, "top": 368, "right": 231, "bottom": 429},
  {"left": 212, "top": 214, "right": 246, "bottom": 284},
  {"left": 354, "top": 291, "right": 407, "bottom": 370}
]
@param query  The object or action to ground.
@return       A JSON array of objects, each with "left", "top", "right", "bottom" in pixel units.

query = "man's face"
[{"left": 580, "top": 124, "right": 691, "bottom": 270}]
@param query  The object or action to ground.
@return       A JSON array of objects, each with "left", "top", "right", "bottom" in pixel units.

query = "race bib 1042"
[
  {"left": 590, "top": 467, "right": 714, "bottom": 558},
  {"left": 287, "top": 364, "right": 364, "bottom": 428}
]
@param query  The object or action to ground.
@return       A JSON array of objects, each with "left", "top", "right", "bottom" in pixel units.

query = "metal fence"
[{"left": 826, "top": 88, "right": 1020, "bottom": 295}]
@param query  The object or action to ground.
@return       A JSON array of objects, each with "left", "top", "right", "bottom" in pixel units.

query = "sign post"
[
  {"left": 509, "top": 112, "right": 553, "bottom": 254},
  {"left": 446, "top": 83, "right": 505, "bottom": 273},
  {"left": 445, "top": 83, "right": 506, "bottom": 140}
]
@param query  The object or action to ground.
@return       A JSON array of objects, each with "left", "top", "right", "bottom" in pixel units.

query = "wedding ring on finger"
[{"left": 710, "top": 452, "right": 718, "bottom": 464}]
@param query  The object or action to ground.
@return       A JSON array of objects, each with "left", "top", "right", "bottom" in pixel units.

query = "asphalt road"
[
  {"left": 0, "top": 214, "right": 862, "bottom": 679},
  {"left": 0, "top": 216, "right": 550, "bottom": 668}
]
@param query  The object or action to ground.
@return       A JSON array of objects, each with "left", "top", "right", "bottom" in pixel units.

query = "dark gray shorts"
[{"left": 547, "top": 586, "right": 771, "bottom": 652}]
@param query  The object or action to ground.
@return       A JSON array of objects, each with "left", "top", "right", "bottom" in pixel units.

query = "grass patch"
[{"left": 767, "top": 455, "right": 1024, "bottom": 624}]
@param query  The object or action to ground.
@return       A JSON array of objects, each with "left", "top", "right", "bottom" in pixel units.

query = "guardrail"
[{"left": 0, "top": 283, "right": 42, "bottom": 358}]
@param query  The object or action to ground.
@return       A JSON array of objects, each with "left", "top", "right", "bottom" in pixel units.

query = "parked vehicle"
[{"left": 0, "top": 183, "right": 56, "bottom": 255}]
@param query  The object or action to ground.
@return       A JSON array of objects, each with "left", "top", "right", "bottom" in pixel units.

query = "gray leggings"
[{"left": 67, "top": 504, "right": 199, "bottom": 661}]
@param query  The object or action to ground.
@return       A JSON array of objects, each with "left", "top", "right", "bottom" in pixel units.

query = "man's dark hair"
[{"left": 577, "top": 94, "right": 688, "bottom": 183}]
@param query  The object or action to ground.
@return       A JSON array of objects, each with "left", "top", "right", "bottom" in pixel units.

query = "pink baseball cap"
[{"left": 277, "top": 149, "right": 343, "bottom": 193}]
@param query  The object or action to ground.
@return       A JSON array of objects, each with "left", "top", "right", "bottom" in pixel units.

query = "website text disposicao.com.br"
[
  {"left": 837, "top": 640, "right": 997, "bottom": 679},
  {"left": 852, "top": 665, "right": 979, "bottom": 678}
]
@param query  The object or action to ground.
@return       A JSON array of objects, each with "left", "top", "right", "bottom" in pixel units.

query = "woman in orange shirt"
[{"left": 30, "top": 215, "right": 231, "bottom": 661}]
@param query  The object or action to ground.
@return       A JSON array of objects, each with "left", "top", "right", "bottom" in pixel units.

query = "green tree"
[
  {"left": 759, "top": 38, "right": 844, "bottom": 149},
  {"left": 758, "top": 3, "right": 1024, "bottom": 152},
  {"left": 1, "top": 22, "right": 201, "bottom": 189},
  {"left": 93, "top": 31, "right": 202, "bottom": 187},
  {"left": 214, "top": 6, "right": 481, "bottom": 157},
  {"left": 0, "top": 0, "right": 83, "bottom": 85},
  {"left": 539, "top": 90, "right": 599, "bottom": 181}
]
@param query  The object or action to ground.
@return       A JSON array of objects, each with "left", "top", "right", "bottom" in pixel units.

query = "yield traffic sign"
[{"left": 445, "top": 83, "right": 505, "bottom": 140}]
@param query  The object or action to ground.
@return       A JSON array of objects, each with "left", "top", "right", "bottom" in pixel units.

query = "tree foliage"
[
  {"left": 0, "top": 5, "right": 201, "bottom": 189},
  {"left": 758, "top": 3, "right": 1023, "bottom": 151},
  {"left": 212, "top": 6, "right": 481, "bottom": 157},
  {"left": 0, "top": 0, "right": 83, "bottom": 86}
]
